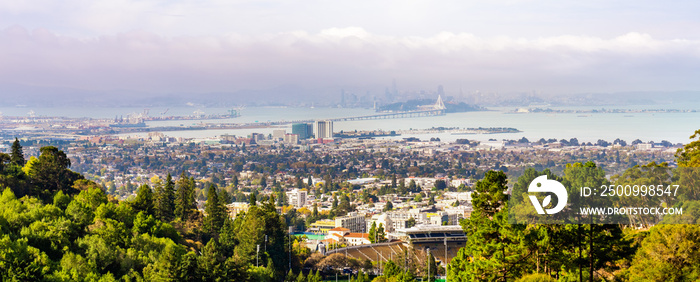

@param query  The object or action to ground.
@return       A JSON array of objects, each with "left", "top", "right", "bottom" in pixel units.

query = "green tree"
[
  {"left": 53, "top": 190, "right": 71, "bottom": 210},
  {"left": 198, "top": 239, "right": 225, "bottom": 281},
  {"left": 408, "top": 180, "right": 418, "bottom": 193},
  {"left": 449, "top": 208, "right": 529, "bottom": 281},
  {"left": 143, "top": 242, "right": 186, "bottom": 281},
  {"left": 0, "top": 235, "right": 51, "bottom": 281},
  {"left": 174, "top": 172, "right": 196, "bottom": 220},
  {"left": 377, "top": 223, "right": 386, "bottom": 243},
  {"left": 383, "top": 201, "right": 393, "bottom": 212},
  {"left": 368, "top": 221, "right": 377, "bottom": 244},
  {"left": 406, "top": 217, "right": 416, "bottom": 228},
  {"left": 131, "top": 184, "right": 155, "bottom": 216},
  {"left": 628, "top": 225, "right": 700, "bottom": 281},
  {"left": 176, "top": 251, "right": 200, "bottom": 281},
  {"left": 449, "top": 170, "right": 529, "bottom": 281},
  {"left": 397, "top": 179, "right": 407, "bottom": 195},
  {"left": 676, "top": 129, "right": 700, "bottom": 167},
  {"left": 234, "top": 200, "right": 289, "bottom": 279},
  {"left": 563, "top": 162, "right": 632, "bottom": 281},
  {"left": 285, "top": 269, "right": 295, "bottom": 282},
  {"left": 10, "top": 138, "right": 25, "bottom": 166},
  {"left": 155, "top": 173, "right": 176, "bottom": 222},
  {"left": 203, "top": 184, "right": 226, "bottom": 238},
  {"left": 29, "top": 146, "right": 83, "bottom": 198},
  {"left": 250, "top": 193, "right": 257, "bottom": 206},
  {"left": 471, "top": 170, "right": 508, "bottom": 218},
  {"left": 433, "top": 179, "right": 447, "bottom": 191}
]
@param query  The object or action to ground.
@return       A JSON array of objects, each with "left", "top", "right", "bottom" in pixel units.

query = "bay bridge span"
[
  {"left": 335, "top": 95, "right": 446, "bottom": 121},
  {"left": 276, "top": 96, "right": 447, "bottom": 125}
]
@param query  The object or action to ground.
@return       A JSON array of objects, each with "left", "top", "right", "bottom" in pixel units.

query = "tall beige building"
[{"left": 314, "top": 120, "right": 333, "bottom": 139}]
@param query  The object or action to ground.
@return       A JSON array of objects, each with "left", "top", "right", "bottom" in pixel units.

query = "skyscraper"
[
  {"left": 314, "top": 120, "right": 333, "bottom": 139},
  {"left": 292, "top": 123, "right": 313, "bottom": 139}
]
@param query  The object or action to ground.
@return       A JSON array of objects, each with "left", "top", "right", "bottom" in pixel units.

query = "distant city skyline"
[{"left": 1, "top": 1, "right": 700, "bottom": 101}]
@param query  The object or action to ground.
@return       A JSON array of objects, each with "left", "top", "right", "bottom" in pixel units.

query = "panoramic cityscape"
[{"left": 2, "top": 1, "right": 700, "bottom": 282}]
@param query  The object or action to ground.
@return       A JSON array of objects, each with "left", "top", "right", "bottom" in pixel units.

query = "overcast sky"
[{"left": 1, "top": 0, "right": 700, "bottom": 97}]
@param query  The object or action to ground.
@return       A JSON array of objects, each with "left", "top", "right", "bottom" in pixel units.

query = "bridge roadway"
[
  {"left": 329, "top": 109, "right": 445, "bottom": 121},
  {"left": 272, "top": 109, "right": 446, "bottom": 125}
]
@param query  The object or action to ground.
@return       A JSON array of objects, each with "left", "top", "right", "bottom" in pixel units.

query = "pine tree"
[
  {"left": 377, "top": 223, "right": 386, "bottom": 242},
  {"left": 175, "top": 172, "right": 196, "bottom": 220},
  {"left": 408, "top": 180, "right": 418, "bottom": 192},
  {"left": 285, "top": 269, "right": 295, "bottom": 282},
  {"left": 177, "top": 251, "right": 200, "bottom": 281},
  {"left": 448, "top": 170, "right": 528, "bottom": 281},
  {"left": 369, "top": 222, "right": 377, "bottom": 244},
  {"left": 203, "top": 184, "right": 226, "bottom": 237},
  {"left": 132, "top": 184, "right": 155, "bottom": 216},
  {"left": 249, "top": 193, "right": 257, "bottom": 206},
  {"left": 232, "top": 175, "right": 239, "bottom": 187},
  {"left": 383, "top": 201, "right": 393, "bottom": 212},
  {"left": 10, "top": 138, "right": 25, "bottom": 166},
  {"left": 155, "top": 173, "right": 176, "bottom": 221},
  {"left": 470, "top": 170, "right": 509, "bottom": 218},
  {"left": 314, "top": 270, "right": 322, "bottom": 282},
  {"left": 398, "top": 179, "right": 407, "bottom": 195}
]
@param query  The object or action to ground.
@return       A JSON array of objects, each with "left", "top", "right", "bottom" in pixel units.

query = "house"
[{"left": 324, "top": 227, "right": 371, "bottom": 246}]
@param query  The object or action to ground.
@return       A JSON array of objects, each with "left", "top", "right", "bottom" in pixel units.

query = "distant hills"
[{"left": 1, "top": 82, "right": 699, "bottom": 109}]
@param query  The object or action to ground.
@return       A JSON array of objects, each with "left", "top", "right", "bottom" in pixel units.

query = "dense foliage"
[
  {"left": 448, "top": 131, "right": 700, "bottom": 281},
  {"left": 0, "top": 143, "right": 301, "bottom": 281}
]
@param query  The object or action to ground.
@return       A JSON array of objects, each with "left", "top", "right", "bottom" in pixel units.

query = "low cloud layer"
[{"left": 1, "top": 25, "right": 699, "bottom": 96}]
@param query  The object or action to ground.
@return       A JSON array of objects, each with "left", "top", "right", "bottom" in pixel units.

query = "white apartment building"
[
  {"left": 286, "top": 189, "right": 307, "bottom": 208},
  {"left": 335, "top": 212, "right": 366, "bottom": 233}
]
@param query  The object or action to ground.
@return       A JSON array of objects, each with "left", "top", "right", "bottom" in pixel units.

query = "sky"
[{"left": 1, "top": 0, "right": 700, "bottom": 99}]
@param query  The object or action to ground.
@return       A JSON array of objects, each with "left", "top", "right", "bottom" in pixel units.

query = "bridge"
[
  {"left": 330, "top": 95, "right": 447, "bottom": 122},
  {"left": 260, "top": 96, "right": 448, "bottom": 126}
]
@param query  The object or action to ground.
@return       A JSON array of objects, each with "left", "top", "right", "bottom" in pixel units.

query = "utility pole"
[
  {"left": 380, "top": 251, "right": 383, "bottom": 275},
  {"left": 445, "top": 237, "right": 448, "bottom": 282},
  {"left": 427, "top": 247, "right": 431, "bottom": 282},
  {"left": 256, "top": 244, "right": 260, "bottom": 267},
  {"left": 289, "top": 226, "right": 293, "bottom": 271}
]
